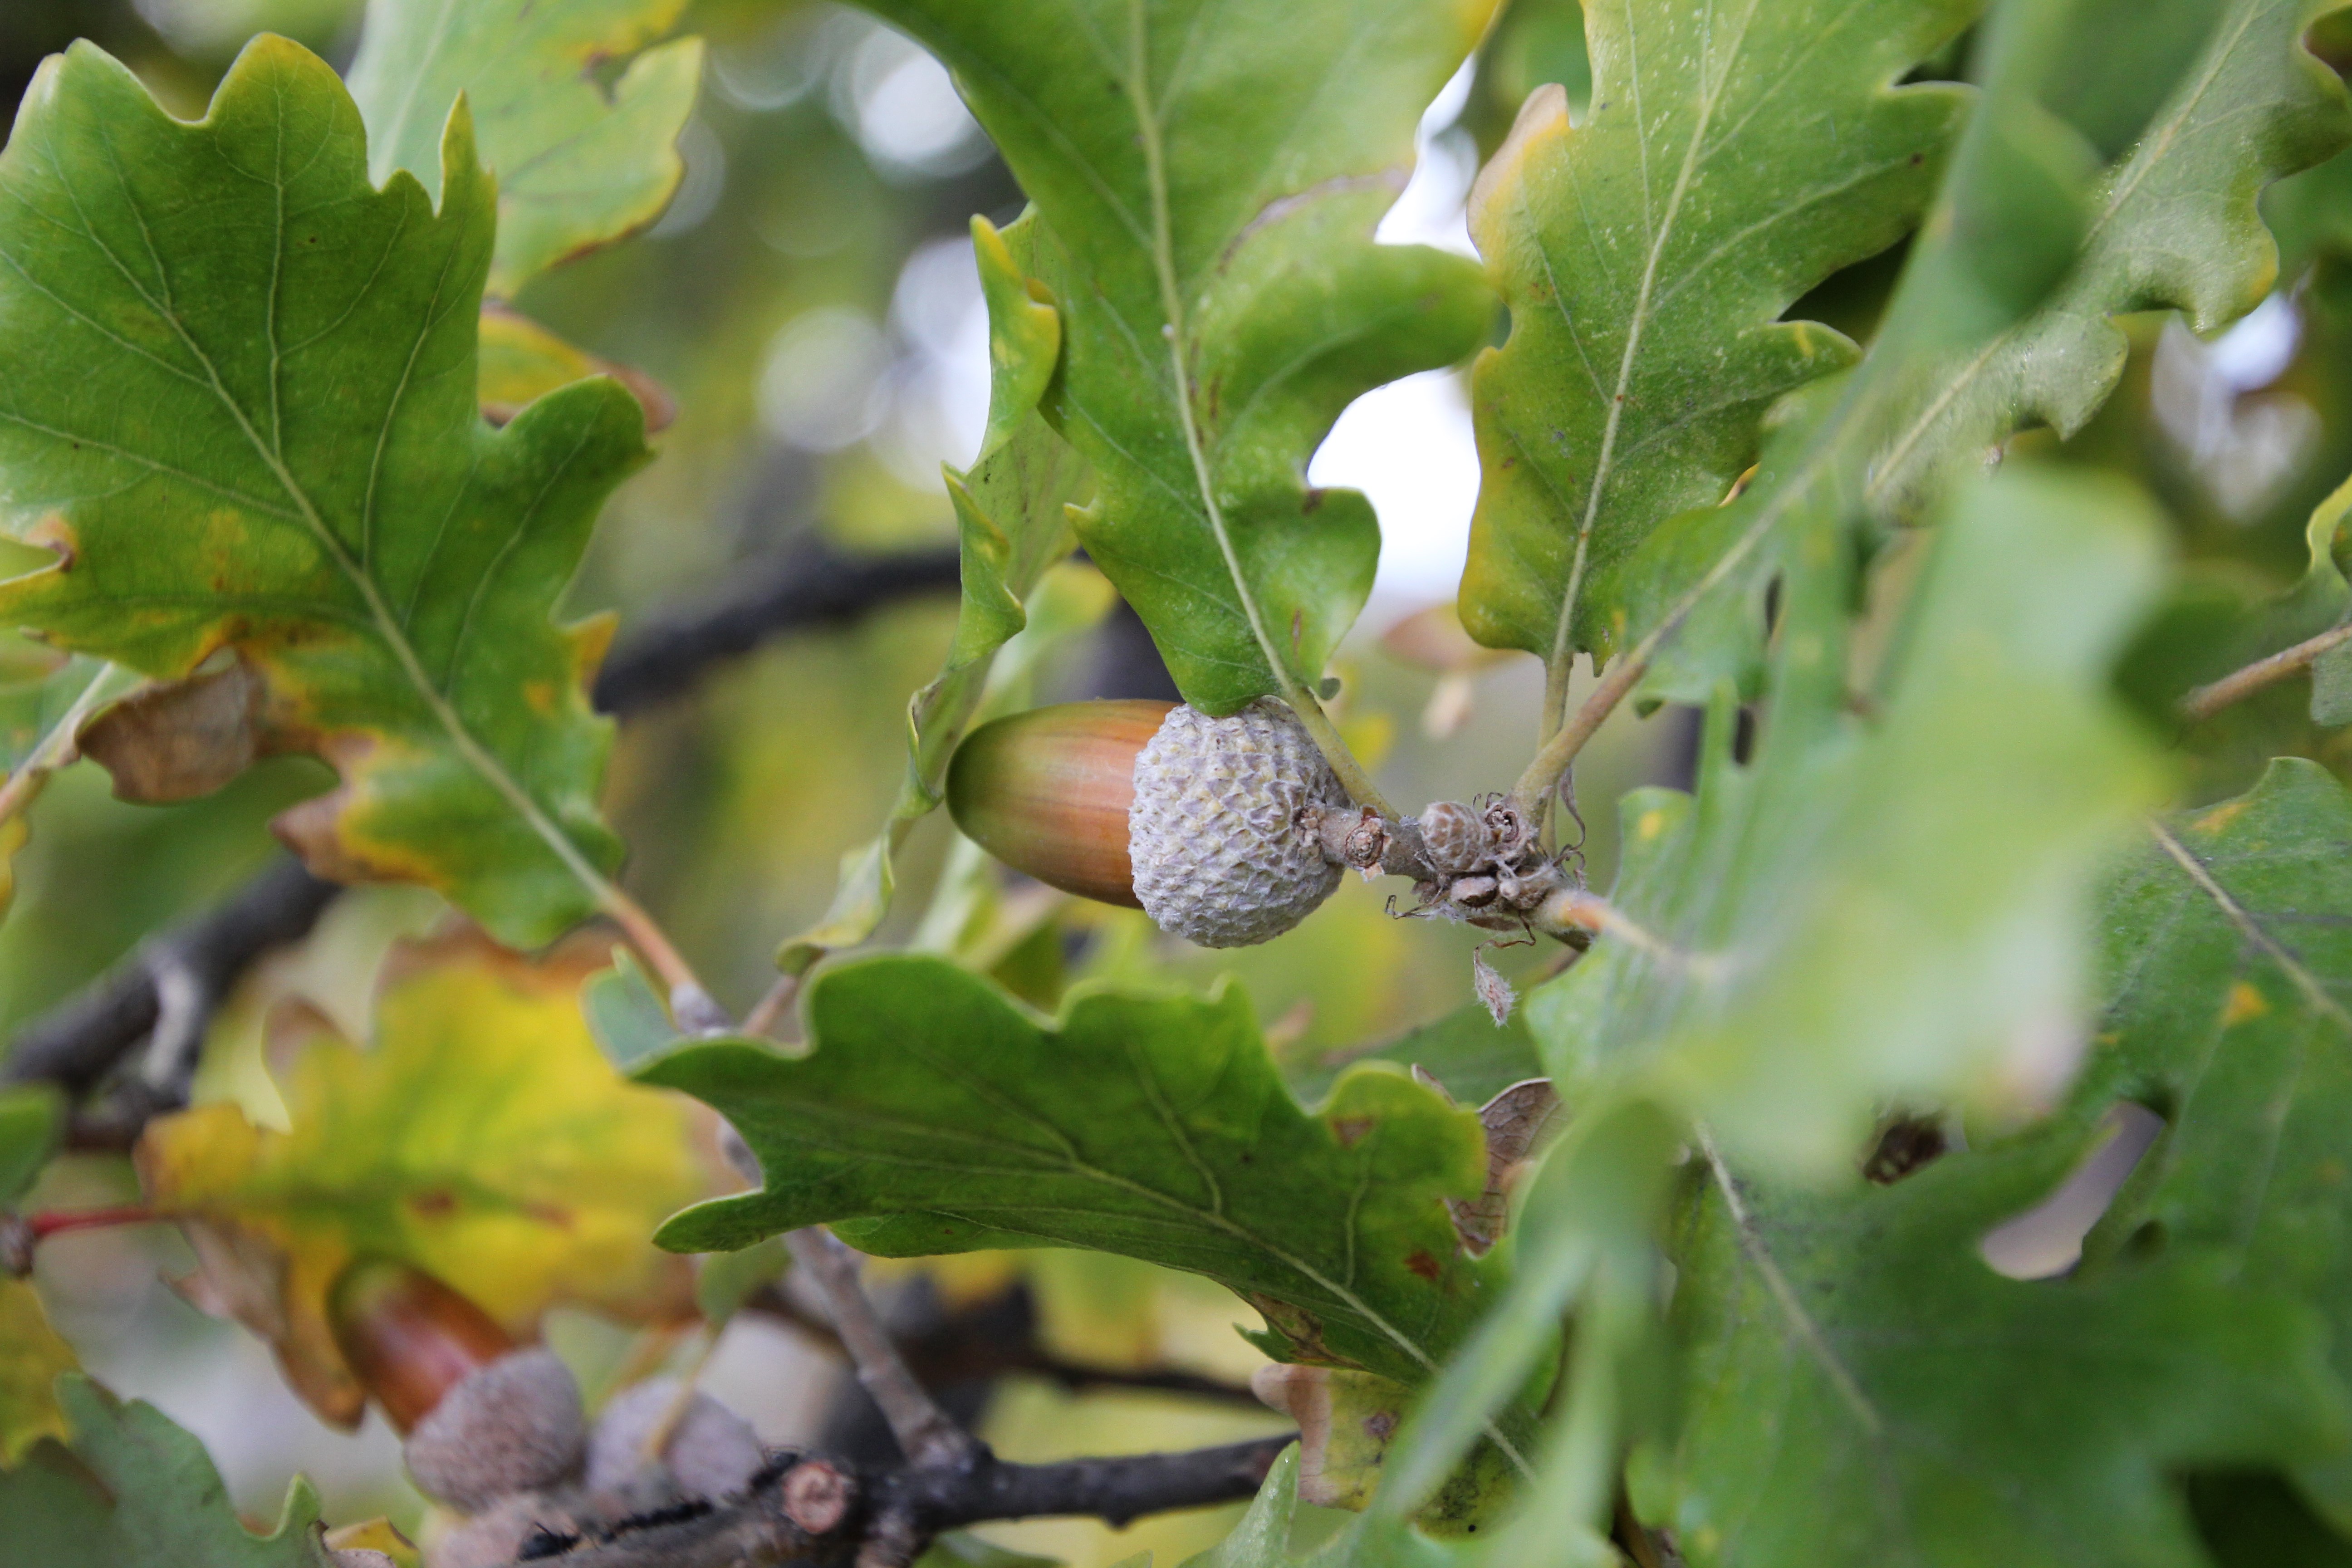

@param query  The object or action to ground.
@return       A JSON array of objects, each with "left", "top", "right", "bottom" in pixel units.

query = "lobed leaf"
[
  {"left": 137, "top": 931, "right": 715, "bottom": 1427},
  {"left": 640, "top": 956, "right": 1503, "bottom": 1397},
  {"left": 1179, "top": 1446, "right": 1474, "bottom": 1568},
  {"left": 345, "top": 0, "right": 704, "bottom": 295},
  {"left": 0, "top": 40, "right": 647, "bottom": 947},
  {"left": 0, "top": 1281, "right": 75, "bottom": 1468},
  {"left": 1866, "top": 0, "right": 2352, "bottom": 516},
  {"left": 0, "top": 1377, "right": 329, "bottom": 1566},
  {"left": 778, "top": 214, "right": 1091, "bottom": 976},
  {"left": 1460, "top": 0, "right": 1975, "bottom": 699},
  {"left": 856, "top": 0, "right": 1496, "bottom": 715},
  {"left": 2073, "top": 759, "right": 2352, "bottom": 1527}
]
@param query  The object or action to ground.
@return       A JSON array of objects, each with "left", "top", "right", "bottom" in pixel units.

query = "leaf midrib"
[
  {"left": 1547, "top": 0, "right": 1767, "bottom": 718},
  {"left": 44, "top": 91, "right": 617, "bottom": 911}
]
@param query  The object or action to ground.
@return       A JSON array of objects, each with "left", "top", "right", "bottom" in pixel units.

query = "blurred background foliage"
[{"left": 9, "top": 0, "right": 2352, "bottom": 1561}]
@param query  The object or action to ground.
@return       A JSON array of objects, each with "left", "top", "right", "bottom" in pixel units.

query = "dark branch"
[
  {"left": 746, "top": 1281, "right": 1261, "bottom": 1409},
  {"left": 902, "top": 1436, "right": 1289, "bottom": 1532},
  {"left": 1, "top": 542, "right": 963, "bottom": 1114},
  {"left": 509, "top": 1439, "right": 1291, "bottom": 1568},
  {"left": 592, "top": 539, "right": 961, "bottom": 715},
  {"left": 1, "top": 856, "right": 337, "bottom": 1104}
]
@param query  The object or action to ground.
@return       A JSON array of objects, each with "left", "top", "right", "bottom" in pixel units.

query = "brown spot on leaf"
[
  {"left": 1301, "top": 487, "right": 1326, "bottom": 514},
  {"left": 409, "top": 1190, "right": 458, "bottom": 1219},
  {"left": 1329, "top": 1115, "right": 1374, "bottom": 1148},
  {"left": 1405, "top": 1250, "right": 1442, "bottom": 1281}
]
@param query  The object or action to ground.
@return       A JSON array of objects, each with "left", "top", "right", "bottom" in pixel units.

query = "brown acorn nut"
[
  {"left": 328, "top": 1258, "right": 516, "bottom": 1435},
  {"left": 946, "top": 699, "right": 1171, "bottom": 908},
  {"left": 948, "top": 697, "right": 1349, "bottom": 948}
]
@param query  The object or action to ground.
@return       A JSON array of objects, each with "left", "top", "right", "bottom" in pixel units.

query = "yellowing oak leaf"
[
  {"left": 0, "top": 40, "right": 648, "bottom": 947},
  {"left": 136, "top": 931, "right": 718, "bottom": 1427},
  {"left": 0, "top": 1283, "right": 74, "bottom": 1468}
]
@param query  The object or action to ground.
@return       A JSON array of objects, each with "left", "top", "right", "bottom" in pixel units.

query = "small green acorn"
[{"left": 947, "top": 697, "right": 1349, "bottom": 947}]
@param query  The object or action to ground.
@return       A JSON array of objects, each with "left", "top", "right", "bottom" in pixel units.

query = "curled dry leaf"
[
  {"left": 1447, "top": 1078, "right": 1565, "bottom": 1258},
  {"left": 136, "top": 930, "right": 723, "bottom": 1427}
]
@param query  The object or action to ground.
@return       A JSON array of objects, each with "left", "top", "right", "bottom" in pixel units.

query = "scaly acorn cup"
[{"left": 947, "top": 698, "right": 1350, "bottom": 948}]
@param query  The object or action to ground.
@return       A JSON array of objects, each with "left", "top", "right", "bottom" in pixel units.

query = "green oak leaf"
[
  {"left": 1655, "top": 1132, "right": 2347, "bottom": 1568},
  {"left": 0, "top": 1377, "right": 329, "bottom": 1565},
  {"left": 1602, "top": 0, "right": 2324, "bottom": 715},
  {"left": 0, "top": 1082, "right": 60, "bottom": 1205},
  {"left": 1459, "top": 0, "right": 1974, "bottom": 704},
  {"left": 2068, "top": 759, "right": 2352, "bottom": 1528},
  {"left": 1866, "top": 0, "right": 2352, "bottom": 516},
  {"left": 346, "top": 0, "right": 704, "bottom": 295},
  {"left": 639, "top": 956, "right": 1504, "bottom": 1399},
  {"left": 1527, "top": 466, "right": 2165, "bottom": 1176},
  {"left": 0, "top": 39, "right": 646, "bottom": 948},
  {"left": 1367, "top": 1099, "right": 1680, "bottom": 1565},
  {"left": 854, "top": 0, "right": 1496, "bottom": 716},
  {"left": 779, "top": 214, "right": 1091, "bottom": 976},
  {"left": 1286, "top": 1001, "right": 1543, "bottom": 1110}
]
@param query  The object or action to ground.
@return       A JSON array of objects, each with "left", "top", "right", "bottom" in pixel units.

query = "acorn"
[
  {"left": 328, "top": 1258, "right": 515, "bottom": 1435},
  {"left": 328, "top": 1259, "right": 585, "bottom": 1512},
  {"left": 947, "top": 697, "right": 1350, "bottom": 948}
]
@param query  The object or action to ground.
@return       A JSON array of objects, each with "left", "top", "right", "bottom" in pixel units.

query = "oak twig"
[
  {"left": 745, "top": 1280, "right": 1262, "bottom": 1408},
  {"left": 498, "top": 1437, "right": 1290, "bottom": 1568},
  {"left": 1, "top": 856, "right": 338, "bottom": 1116},
  {"left": 784, "top": 1229, "right": 979, "bottom": 1472},
  {"left": 2177, "top": 621, "right": 2352, "bottom": 724}
]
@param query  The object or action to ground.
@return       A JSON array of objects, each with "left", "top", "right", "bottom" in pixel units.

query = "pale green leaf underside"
[
  {"left": 347, "top": 0, "right": 703, "bottom": 294},
  {"left": 641, "top": 956, "right": 1502, "bottom": 1397},
  {"left": 856, "top": 0, "right": 1496, "bottom": 713},
  {"left": 1461, "top": 0, "right": 1975, "bottom": 686},
  {"left": 1529, "top": 468, "right": 2165, "bottom": 1175},
  {"left": 0, "top": 40, "right": 641, "bottom": 946},
  {"left": 1663, "top": 1140, "right": 2344, "bottom": 1568}
]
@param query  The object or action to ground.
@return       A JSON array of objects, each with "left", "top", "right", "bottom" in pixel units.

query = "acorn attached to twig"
[{"left": 947, "top": 697, "right": 1351, "bottom": 947}]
